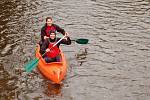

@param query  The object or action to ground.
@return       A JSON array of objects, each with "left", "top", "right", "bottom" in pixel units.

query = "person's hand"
[
  {"left": 44, "top": 36, "right": 49, "bottom": 40},
  {"left": 64, "top": 32, "right": 69, "bottom": 40},
  {"left": 65, "top": 32, "right": 69, "bottom": 36},
  {"left": 46, "top": 48, "right": 50, "bottom": 52}
]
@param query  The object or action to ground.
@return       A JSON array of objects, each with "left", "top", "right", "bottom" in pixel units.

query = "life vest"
[
  {"left": 46, "top": 41, "right": 60, "bottom": 58},
  {"left": 45, "top": 26, "right": 56, "bottom": 37}
]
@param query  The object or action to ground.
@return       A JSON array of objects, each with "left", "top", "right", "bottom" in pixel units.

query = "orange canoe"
[{"left": 35, "top": 45, "right": 67, "bottom": 84}]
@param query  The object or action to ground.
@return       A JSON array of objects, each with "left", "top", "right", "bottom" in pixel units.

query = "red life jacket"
[
  {"left": 45, "top": 26, "right": 56, "bottom": 37},
  {"left": 46, "top": 42, "right": 60, "bottom": 58}
]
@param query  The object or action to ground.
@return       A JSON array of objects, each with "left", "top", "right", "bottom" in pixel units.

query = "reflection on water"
[
  {"left": 44, "top": 82, "right": 62, "bottom": 96},
  {"left": 0, "top": 0, "right": 150, "bottom": 99},
  {"left": 76, "top": 48, "right": 88, "bottom": 66}
]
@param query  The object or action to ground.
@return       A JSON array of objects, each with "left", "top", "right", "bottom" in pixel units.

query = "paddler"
[
  {"left": 40, "top": 30, "right": 71, "bottom": 63},
  {"left": 39, "top": 17, "right": 68, "bottom": 46}
]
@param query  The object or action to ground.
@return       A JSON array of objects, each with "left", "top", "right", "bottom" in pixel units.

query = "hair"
[
  {"left": 46, "top": 17, "right": 52, "bottom": 22},
  {"left": 49, "top": 30, "right": 56, "bottom": 35}
]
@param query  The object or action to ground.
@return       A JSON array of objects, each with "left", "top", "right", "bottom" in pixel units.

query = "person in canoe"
[
  {"left": 39, "top": 17, "right": 68, "bottom": 46},
  {"left": 40, "top": 30, "right": 71, "bottom": 63}
]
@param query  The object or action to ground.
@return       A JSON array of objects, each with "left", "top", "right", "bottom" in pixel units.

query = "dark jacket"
[
  {"left": 41, "top": 24, "right": 65, "bottom": 42},
  {"left": 40, "top": 36, "right": 71, "bottom": 54}
]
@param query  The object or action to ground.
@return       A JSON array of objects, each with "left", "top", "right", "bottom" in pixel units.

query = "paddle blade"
[
  {"left": 75, "top": 39, "right": 89, "bottom": 44},
  {"left": 25, "top": 58, "right": 39, "bottom": 72}
]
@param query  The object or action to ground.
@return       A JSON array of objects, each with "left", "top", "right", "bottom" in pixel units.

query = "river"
[{"left": 0, "top": 0, "right": 150, "bottom": 100}]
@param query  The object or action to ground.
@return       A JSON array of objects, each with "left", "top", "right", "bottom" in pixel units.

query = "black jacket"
[
  {"left": 41, "top": 24, "right": 65, "bottom": 42},
  {"left": 40, "top": 36, "right": 71, "bottom": 54}
]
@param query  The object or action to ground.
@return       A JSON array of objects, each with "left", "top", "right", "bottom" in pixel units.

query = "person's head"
[
  {"left": 46, "top": 17, "right": 53, "bottom": 26},
  {"left": 49, "top": 30, "right": 56, "bottom": 40}
]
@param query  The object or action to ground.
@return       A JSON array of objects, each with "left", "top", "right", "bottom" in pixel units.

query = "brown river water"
[{"left": 0, "top": 0, "right": 150, "bottom": 100}]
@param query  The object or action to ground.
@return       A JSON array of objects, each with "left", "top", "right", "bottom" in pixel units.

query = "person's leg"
[
  {"left": 44, "top": 55, "right": 61, "bottom": 63},
  {"left": 55, "top": 54, "right": 61, "bottom": 62},
  {"left": 44, "top": 57, "right": 54, "bottom": 63}
]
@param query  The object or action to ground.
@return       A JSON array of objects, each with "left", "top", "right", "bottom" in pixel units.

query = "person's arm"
[
  {"left": 53, "top": 24, "right": 66, "bottom": 35},
  {"left": 59, "top": 36, "right": 71, "bottom": 45},
  {"left": 41, "top": 26, "right": 46, "bottom": 42},
  {"left": 40, "top": 39, "right": 49, "bottom": 54}
]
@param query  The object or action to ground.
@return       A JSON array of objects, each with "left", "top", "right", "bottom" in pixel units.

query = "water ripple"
[{"left": 0, "top": 0, "right": 150, "bottom": 99}]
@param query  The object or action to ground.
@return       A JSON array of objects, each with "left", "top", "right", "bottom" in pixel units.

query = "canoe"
[{"left": 35, "top": 45, "right": 67, "bottom": 84}]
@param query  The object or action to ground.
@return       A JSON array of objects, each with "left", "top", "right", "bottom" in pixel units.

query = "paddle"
[
  {"left": 25, "top": 36, "right": 89, "bottom": 72},
  {"left": 56, "top": 34, "right": 89, "bottom": 44},
  {"left": 25, "top": 36, "right": 66, "bottom": 72},
  {"left": 72, "top": 38, "right": 89, "bottom": 44}
]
